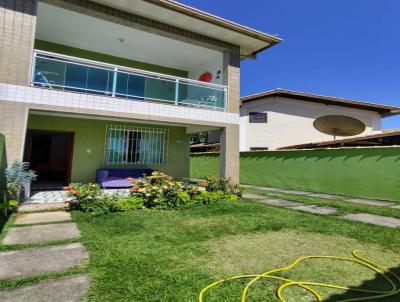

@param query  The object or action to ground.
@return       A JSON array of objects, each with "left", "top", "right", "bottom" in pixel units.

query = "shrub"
[
  {"left": 129, "top": 172, "right": 188, "bottom": 209},
  {"left": 0, "top": 199, "right": 18, "bottom": 218},
  {"left": 205, "top": 176, "right": 242, "bottom": 196},
  {"left": 111, "top": 196, "right": 145, "bottom": 212},
  {"left": 67, "top": 172, "right": 239, "bottom": 214},
  {"left": 65, "top": 183, "right": 108, "bottom": 213}
]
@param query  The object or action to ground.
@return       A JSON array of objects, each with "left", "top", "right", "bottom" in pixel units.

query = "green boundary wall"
[{"left": 190, "top": 148, "right": 400, "bottom": 201}]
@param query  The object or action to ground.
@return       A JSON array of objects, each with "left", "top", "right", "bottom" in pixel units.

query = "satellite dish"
[{"left": 313, "top": 115, "right": 365, "bottom": 140}]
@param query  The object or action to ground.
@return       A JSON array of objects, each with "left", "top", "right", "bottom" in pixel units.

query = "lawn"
[{"left": 74, "top": 197, "right": 400, "bottom": 302}]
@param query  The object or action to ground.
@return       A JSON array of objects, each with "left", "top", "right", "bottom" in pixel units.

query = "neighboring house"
[
  {"left": 240, "top": 89, "right": 400, "bottom": 151},
  {"left": 0, "top": 0, "right": 281, "bottom": 188}
]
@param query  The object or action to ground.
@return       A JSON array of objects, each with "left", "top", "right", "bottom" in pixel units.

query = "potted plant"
[{"left": 5, "top": 161, "right": 37, "bottom": 201}]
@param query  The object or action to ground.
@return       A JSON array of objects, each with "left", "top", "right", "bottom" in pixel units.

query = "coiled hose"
[{"left": 198, "top": 250, "right": 400, "bottom": 302}]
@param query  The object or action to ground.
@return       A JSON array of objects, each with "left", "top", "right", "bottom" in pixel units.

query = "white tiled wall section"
[{"left": 0, "top": 84, "right": 239, "bottom": 125}]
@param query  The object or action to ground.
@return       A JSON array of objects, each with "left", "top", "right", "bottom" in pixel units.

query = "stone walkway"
[
  {"left": 0, "top": 206, "right": 90, "bottom": 301},
  {"left": 242, "top": 184, "right": 396, "bottom": 206},
  {"left": 242, "top": 186, "right": 400, "bottom": 228},
  {"left": 343, "top": 213, "right": 400, "bottom": 228},
  {"left": 242, "top": 192, "right": 338, "bottom": 215}
]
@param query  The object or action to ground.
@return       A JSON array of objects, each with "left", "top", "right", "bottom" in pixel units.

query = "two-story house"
[{"left": 0, "top": 0, "right": 280, "bottom": 188}]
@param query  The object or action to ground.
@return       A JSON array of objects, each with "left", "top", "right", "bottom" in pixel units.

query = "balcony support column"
[
  {"left": 0, "top": 102, "right": 29, "bottom": 164},
  {"left": 219, "top": 47, "right": 240, "bottom": 183},
  {"left": 219, "top": 125, "right": 240, "bottom": 184},
  {"left": 0, "top": 0, "right": 38, "bottom": 85}
]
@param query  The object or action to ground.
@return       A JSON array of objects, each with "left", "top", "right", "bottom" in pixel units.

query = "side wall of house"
[
  {"left": 240, "top": 96, "right": 382, "bottom": 151},
  {"left": 27, "top": 115, "right": 190, "bottom": 182}
]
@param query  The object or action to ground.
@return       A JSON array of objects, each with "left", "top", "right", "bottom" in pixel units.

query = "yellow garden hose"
[{"left": 198, "top": 250, "right": 400, "bottom": 302}]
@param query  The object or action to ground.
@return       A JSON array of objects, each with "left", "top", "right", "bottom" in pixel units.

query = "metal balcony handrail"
[{"left": 33, "top": 49, "right": 227, "bottom": 90}]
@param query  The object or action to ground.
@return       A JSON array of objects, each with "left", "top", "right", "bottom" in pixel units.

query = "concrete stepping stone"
[
  {"left": 342, "top": 213, "right": 400, "bottom": 228},
  {"left": 242, "top": 193, "right": 267, "bottom": 200},
  {"left": 307, "top": 193, "right": 347, "bottom": 200},
  {"left": 2, "top": 223, "right": 80, "bottom": 245},
  {"left": 259, "top": 199, "right": 304, "bottom": 207},
  {"left": 0, "top": 243, "right": 87, "bottom": 279},
  {"left": 14, "top": 211, "right": 71, "bottom": 225},
  {"left": 390, "top": 205, "right": 400, "bottom": 209},
  {"left": 276, "top": 189, "right": 309, "bottom": 195},
  {"left": 291, "top": 205, "right": 337, "bottom": 215},
  {"left": 18, "top": 202, "right": 67, "bottom": 213},
  {"left": 345, "top": 198, "right": 395, "bottom": 207},
  {"left": 252, "top": 186, "right": 282, "bottom": 192},
  {"left": 0, "top": 275, "right": 90, "bottom": 302}
]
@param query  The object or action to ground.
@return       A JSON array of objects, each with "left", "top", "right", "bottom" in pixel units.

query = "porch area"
[{"left": 24, "top": 113, "right": 193, "bottom": 190}]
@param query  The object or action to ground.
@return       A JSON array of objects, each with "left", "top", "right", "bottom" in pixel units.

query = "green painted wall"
[
  {"left": 191, "top": 148, "right": 400, "bottom": 201},
  {"left": 28, "top": 115, "right": 190, "bottom": 183},
  {"left": 35, "top": 40, "right": 188, "bottom": 78}
]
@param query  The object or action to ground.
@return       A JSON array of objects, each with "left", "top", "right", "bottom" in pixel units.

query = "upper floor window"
[
  {"left": 104, "top": 125, "right": 168, "bottom": 165},
  {"left": 249, "top": 112, "right": 267, "bottom": 123}
]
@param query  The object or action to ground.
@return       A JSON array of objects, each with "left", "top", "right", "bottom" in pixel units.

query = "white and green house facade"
[{"left": 0, "top": 0, "right": 280, "bottom": 188}]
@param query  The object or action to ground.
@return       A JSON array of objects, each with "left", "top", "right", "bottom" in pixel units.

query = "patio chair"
[{"left": 198, "top": 95, "right": 217, "bottom": 109}]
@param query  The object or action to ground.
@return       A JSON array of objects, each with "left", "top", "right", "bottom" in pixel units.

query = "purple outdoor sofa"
[{"left": 96, "top": 168, "right": 154, "bottom": 189}]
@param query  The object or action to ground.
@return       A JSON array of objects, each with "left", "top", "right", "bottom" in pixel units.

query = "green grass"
[{"left": 73, "top": 200, "right": 400, "bottom": 302}]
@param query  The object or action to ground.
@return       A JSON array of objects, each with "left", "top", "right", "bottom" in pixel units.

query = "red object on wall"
[{"left": 198, "top": 72, "right": 212, "bottom": 83}]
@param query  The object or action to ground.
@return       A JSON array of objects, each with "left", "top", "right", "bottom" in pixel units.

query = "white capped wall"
[{"left": 240, "top": 96, "right": 382, "bottom": 151}]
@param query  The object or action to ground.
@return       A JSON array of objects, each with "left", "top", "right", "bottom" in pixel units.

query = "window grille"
[
  {"left": 104, "top": 125, "right": 168, "bottom": 165},
  {"left": 249, "top": 112, "right": 267, "bottom": 123}
]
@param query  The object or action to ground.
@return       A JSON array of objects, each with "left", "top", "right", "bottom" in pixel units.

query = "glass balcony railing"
[{"left": 31, "top": 50, "right": 228, "bottom": 110}]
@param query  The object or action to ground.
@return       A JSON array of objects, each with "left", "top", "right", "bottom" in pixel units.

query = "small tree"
[{"left": 5, "top": 161, "right": 37, "bottom": 200}]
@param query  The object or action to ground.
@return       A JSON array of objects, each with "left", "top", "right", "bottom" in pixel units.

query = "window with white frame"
[{"left": 104, "top": 125, "right": 168, "bottom": 165}]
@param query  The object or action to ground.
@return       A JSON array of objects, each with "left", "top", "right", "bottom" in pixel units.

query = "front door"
[{"left": 24, "top": 130, "right": 74, "bottom": 189}]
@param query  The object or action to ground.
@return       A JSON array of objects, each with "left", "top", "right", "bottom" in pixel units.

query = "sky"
[{"left": 179, "top": 0, "right": 400, "bottom": 129}]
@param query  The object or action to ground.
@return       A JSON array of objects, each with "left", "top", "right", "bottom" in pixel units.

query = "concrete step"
[
  {"left": 2, "top": 223, "right": 80, "bottom": 245},
  {"left": 14, "top": 211, "right": 71, "bottom": 225},
  {"left": 0, "top": 243, "right": 88, "bottom": 280},
  {"left": 0, "top": 275, "right": 90, "bottom": 302}
]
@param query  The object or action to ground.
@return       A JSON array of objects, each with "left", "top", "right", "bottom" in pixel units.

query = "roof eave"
[
  {"left": 144, "top": 0, "right": 282, "bottom": 44},
  {"left": 241, "top": 90, "right": 400, "bottom": 116},
  {"left": 143, "top": 0, "right": 282, "bottom": 57}
]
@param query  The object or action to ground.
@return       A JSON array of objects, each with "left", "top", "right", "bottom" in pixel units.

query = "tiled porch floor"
[{"left": 24, "top": 189, "right": 130, "bottom": 204}]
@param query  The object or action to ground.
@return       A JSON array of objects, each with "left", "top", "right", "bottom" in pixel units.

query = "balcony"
[{"left": 31, "top": 50, "right": 227, "bottom": 111}]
